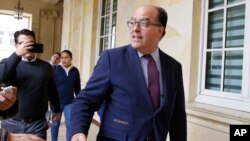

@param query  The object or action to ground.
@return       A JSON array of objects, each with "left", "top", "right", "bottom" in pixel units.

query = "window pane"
[
  {"left": 205, "top": 52, "right": 222, "bottom": 91},
  {"left": 209, "top": 0, "right": 224, "bottom": 9},
  {"left": 104, "top": 15, "right": 110, "bottom": 35},
  {"left": 100, "top": 16, "right": 110, "bottom": 36},
  {"left": 227, "top": 0, "right": 245, "bottom": 5},
  {"left": 9, "top": 32, "right": 13, "bottom": 36},
  {"left": 226, "top": 5, "right": 245, "bottom": 48},
  {"left": 111, "top": 34, "right": 116, "bottom": 48},
  {"left": 100, "top": 17, "right": 105, "bottom": 36},
  {"left": 101, "top": 0, "right": 106, "bottom": 15},
  {"left": 105, "top": 0, "right": 111, "bottom": 14},
  {"left": 10, "top": 39, "right": 14, "bottom": 45},
  {"left": 207, "top": 10, "right": 224, "bottom": 49},
  {"left": 223, "top": 51, "right": 243, "bottom": 93},
  {"left": 104, "top": 36, "right": 109, "bottom": 50},
  {"left": 99, "top": 36, "right": 109, "bottom": 55},
  {"left": 9, "top": 32, "right": 14, "bottom": 45},
  {"left": 112, "top": 13, "right": 117, "bottom": 34},
  {"left": 113, "top": 0, "right": 117, "bottom": 11}
]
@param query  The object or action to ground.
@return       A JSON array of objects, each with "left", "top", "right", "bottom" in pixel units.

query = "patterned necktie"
[{"left": 143, "top": 54, "right": 160, "bottom": 110}]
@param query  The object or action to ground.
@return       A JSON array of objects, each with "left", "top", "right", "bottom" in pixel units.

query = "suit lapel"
[
  {"left": 126, "top": 45, "right": 154, "bottom": 112},
  {"left": 158, "top": 50, "right": 170, "bottom": 111}
]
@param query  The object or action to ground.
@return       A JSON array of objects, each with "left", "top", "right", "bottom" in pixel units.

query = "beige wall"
[
  {"left": 0, "top": 0, "right": 63, "bottom": 60},
  {"left": 61, "top": 0, "right": 194, "bottom": 90},
  {"left": 61, "top": 0, "right": 250, "bottom": 141},
  {"left": 61, "top": 0, "right": 99, "bottom": 84}
]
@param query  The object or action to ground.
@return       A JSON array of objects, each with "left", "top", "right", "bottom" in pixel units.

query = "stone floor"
[
  {"left": 46, "top": 116, "right": 169, "bottom": 141},
  {"left": 47, "top": 116, "right": 99, "bottom": 141}
]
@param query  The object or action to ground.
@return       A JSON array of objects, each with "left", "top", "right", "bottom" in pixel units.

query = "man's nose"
[{"left": 132, "top": 23, "right": 140, "bottom": 30}]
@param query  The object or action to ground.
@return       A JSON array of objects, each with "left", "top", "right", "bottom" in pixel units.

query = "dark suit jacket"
[{"left": 70, "top": 45, "right": 187, "bottom": 141}]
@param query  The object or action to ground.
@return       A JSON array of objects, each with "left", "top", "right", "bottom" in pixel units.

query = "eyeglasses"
[{"left": 127, "top": 19, "right": 162, "bottom": 28}]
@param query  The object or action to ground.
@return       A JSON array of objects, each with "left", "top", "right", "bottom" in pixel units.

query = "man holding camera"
[{"left": 0, "top": 29, "right": 61, "bottom": 140}]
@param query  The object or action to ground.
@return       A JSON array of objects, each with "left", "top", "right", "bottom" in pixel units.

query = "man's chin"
[
  {"left": 24, "top": 53, "right": 35, "bottom": 59},
  {"left": 131, "top": 43, "right": 141, "bottom": 49}
]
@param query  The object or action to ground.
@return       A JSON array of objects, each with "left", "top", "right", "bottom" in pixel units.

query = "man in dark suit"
[{"left": 70, "top": 5, "right": 187, "bottom": 141}]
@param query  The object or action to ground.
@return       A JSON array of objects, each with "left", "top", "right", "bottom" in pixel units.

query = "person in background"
[
  {"left": 47, "top": 52, "right": 61, "bottom": 125},
  {"left": 0, "top": 86, "right": 45, "bottom": 141},
  {"left": 0, "top": 29, "right": 61, "bottom": 140},
  {"left": 70, "top": 5, "right": 187, "bottom": 141},
  {"left": 50, "top": 50, "right": 81, "bottom": 141},
  {"left": 49, "top": 52, "right": 61, "bottom": 66}
]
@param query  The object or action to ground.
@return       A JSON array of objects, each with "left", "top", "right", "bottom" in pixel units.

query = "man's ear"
[
  {"left": 158, "top": 27, "right": 165, "bottom": 38},
  {"left": 14, "top": 43, "right": 18, "bottom": 48}
]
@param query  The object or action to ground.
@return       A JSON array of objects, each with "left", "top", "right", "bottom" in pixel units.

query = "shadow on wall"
[{"left": 165, "top": 25, "right": 180, "bottom": 38}]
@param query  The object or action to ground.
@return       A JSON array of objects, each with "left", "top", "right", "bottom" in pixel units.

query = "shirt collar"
[
  {"left": 59, "top": 63, "right": 74, "bottom": 76},
  {"left": 59, "top": 63, "right": 73, "bottom": 71},
  {"left": 138, "top": 48, "right": 160, "bottom": 62},
  {"left": 22, "top": 56, "right": 37, "bottom": 62}
]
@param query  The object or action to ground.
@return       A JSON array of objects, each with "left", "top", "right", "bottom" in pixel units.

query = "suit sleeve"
[
  {"left": 0, "top": 53, "right": 21, "bottom": 117},
  {"left": 169, "top": 64, "right": 187, "bottom": 141},
  {"left": 0, "top": 53, "right": 21, "bottom": 83},
  {"left": 70, "top": 50, "right": 111, "bottom": 138}
]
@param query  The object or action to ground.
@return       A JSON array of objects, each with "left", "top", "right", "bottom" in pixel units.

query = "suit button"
[{"left": 146, "top": 137, "right": 150, "bottom": 141}]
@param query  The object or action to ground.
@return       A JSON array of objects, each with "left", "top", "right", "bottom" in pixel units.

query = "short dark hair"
[
  {"left": 14, "top": 29, "right": 36, "bottom": 44},
  {"left": 156, "top": 7, "right": 168, "bottom": 37},
  {"left": 53, "top": 52, "right": 61, "bottom": 57},
  {"left": 61, "top": 50, "right": 72, "bottom": 59}
]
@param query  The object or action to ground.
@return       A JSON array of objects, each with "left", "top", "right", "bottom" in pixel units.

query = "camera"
[{"left": 29, "top": 43, "right": 44, "bottom": 53}]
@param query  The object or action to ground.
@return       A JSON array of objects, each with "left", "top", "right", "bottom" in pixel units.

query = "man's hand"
[
  {"left": 51, "top": 112, "right": 61, "bottom": 122},
  {"left": 0, "top": 86, "right": 17, "bottom": 111},
  {"left": 8, "top": 133, "right": 45, "bottom": 141},
  {"left": 15, "top": 41, "right": 34, "bottom": 57},
  {"left": 71, "top": 133, "right": 87, "bottom": 141}
]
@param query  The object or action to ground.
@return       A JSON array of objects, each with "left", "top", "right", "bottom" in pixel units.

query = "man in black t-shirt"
[{"left": 0, "top": 29, "right": 61, "bottom": 140}]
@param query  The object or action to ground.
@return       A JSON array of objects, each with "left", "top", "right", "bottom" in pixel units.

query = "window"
[
  {"left": 9, "top": 32, "right": 14, "bottom": 45},
  {"left": 0, "top": 10, "right": 32, "bottom": 61},
  {"left": 98, "top": 0, "right": 118, "bottom": 55},
  {"left": 197, "top": 0, "right": 250, "bottom": 112}
]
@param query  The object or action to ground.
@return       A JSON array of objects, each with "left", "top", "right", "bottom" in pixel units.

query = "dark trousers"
[{"left": 1, "top": 117, "right": 48, "bottom": 140}]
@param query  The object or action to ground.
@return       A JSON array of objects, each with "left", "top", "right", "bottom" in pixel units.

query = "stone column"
[{"left": 38, "top": 9, "right": 62, "bottom": 60}]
